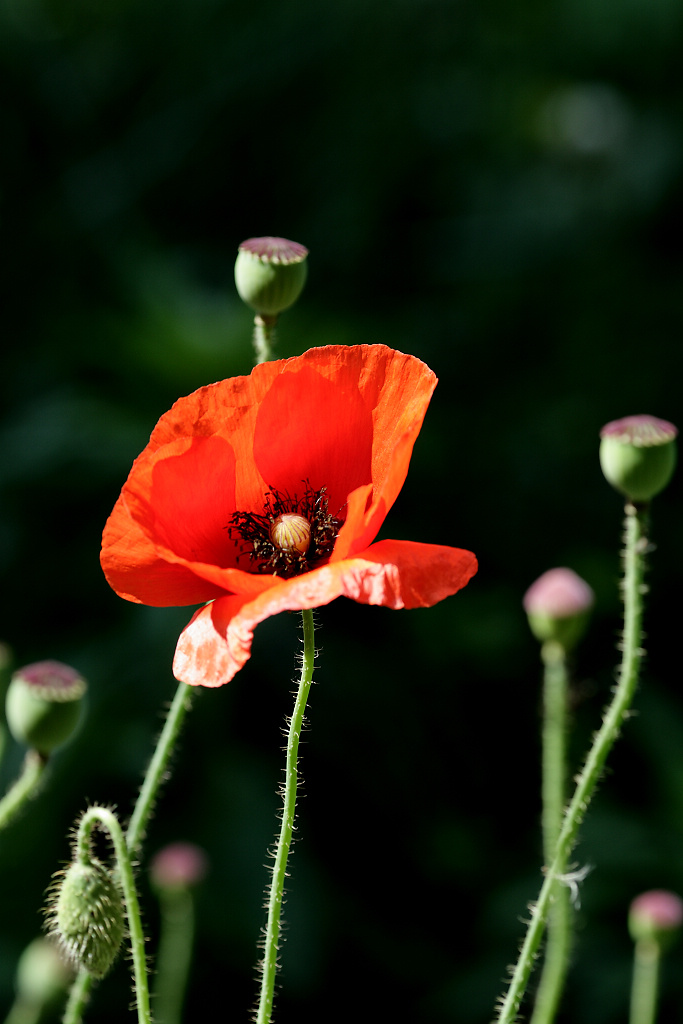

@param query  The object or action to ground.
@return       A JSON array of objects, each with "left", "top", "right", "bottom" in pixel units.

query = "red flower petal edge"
[{"left": 101, "top": 345, "right": 477, "bottom": 686}]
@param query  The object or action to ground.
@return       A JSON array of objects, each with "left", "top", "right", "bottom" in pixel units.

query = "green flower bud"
[
  {"left": 523, "top": 567, "right": 594, "bottom": 651},
  {"left": 15, "top": 937, "right": 73, "bottom": 1010},
  {"left": 629, "top": 889, "right": 683, "bottom": 951},
  {"left": 6, "top": 661, "right": 86, "bottom": 756},
  {"left": 600, "top": 415, "right": 677, "bottom": 502},
  {"left": 234, "top": 236, "right": 308, "bottom": 317},
  {"left": 49, "top": 859, "right": 125, "bottom": 978}
]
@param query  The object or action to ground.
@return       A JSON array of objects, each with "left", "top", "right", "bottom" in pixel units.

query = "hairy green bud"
[{"left": 48, "top": 859, "right": 125, "bottom": 978}]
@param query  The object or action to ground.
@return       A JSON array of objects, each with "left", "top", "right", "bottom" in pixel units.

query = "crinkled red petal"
[
  {"left": 101, "top": 345, "right": 437, "bottom": 606},
  {"left": 173, "top": 540, "right": 478, "bottom": 687}
]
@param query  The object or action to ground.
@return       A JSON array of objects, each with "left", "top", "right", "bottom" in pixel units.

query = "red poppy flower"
[{"left": 101, "top": 345, "right": 477, "bottom": 687}]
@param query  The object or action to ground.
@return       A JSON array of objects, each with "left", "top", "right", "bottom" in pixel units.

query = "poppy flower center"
[
  {"left": 270, "top": 514, "right": 311, "bottom": 555},
  {"left": 228, "top": 483, "right": 343, "bottom": 578}
]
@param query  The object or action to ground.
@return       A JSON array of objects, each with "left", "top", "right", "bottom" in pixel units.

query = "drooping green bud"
[
  {"left": 523, "top": 567, "right": 594, "bottom": 652},
  {"left": 629, "top": 889, "right": 683, "bottom": 951},
  {"left": 6, "top": 660, "right": 86, "bottom": 756},
  {"left": 234, "top": 236, "right": 308, "bottom": 317},
  {"left": 600, "top": 415, "right": 677, "bottom": 502},
  {"left": 48, "top": 859, "right": 125, "bottom": 978}
]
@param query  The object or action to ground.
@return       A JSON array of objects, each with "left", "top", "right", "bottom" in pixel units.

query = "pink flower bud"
[
  {"left": 150, "top": 842, "right": 208, "bottom": 890},
  {"left": 523, "top": 568, "right": 594, "bottom": 651},
  {"left": 629, "top": 890, "right": 683, "bottom": 946}
]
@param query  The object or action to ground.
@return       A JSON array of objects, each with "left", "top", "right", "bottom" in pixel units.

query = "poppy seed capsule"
[
  {"left": 49, "top": 860, "right": 125, "bottom": 979},
  {"left": 270, "top": 513, "right": 311, "bottom": 555},
  {"left": 234, "top": 237, "right": 308, "bottom": 317},
  {"left": 6, "top": 661, "right": 86, "bottom": 756},
  {"left": 600, "top": 415, "right": 677, "bottom": 502}
]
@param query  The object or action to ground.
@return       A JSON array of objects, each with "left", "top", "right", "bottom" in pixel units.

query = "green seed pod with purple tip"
[
  {"left": 5, "top": 661, "right": 86, "bottom": 756},
  {"left": 600, "top": 415, "right": 677, "bottom": 502},
  {"left": 234, "top": 236, "right": 308, "bottom": 317}
]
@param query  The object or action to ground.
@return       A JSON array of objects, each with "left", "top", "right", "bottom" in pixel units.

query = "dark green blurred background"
[{"left": 1, "top": 0, "right": 683, "bottom": 1021}]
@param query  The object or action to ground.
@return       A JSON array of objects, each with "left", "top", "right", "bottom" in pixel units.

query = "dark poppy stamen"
[{"left": 228, "top": 483, "right": 344, "bottom": 578}]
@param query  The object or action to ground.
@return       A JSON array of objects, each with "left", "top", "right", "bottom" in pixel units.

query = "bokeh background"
[{"left": 1, "top": 0, "right": 683, "bottom": 1021}]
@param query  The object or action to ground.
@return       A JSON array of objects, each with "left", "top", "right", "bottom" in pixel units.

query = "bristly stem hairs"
[
  {"left": 61, "top": 682, "right": 197, "bottom": 1024},
  {"left": 495, "top": 501, "right": 650, "bottom": 1023},
  {"left": 255, "top": 608, "right": 316, "bottom": 1024}
]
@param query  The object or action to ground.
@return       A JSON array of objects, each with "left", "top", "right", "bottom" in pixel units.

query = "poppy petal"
[
  {"left": 102, "top": 345, "right": 438, "bottom": 605},
  {"left": 173, "top": 540, "right": 477, "bottom": 687}
]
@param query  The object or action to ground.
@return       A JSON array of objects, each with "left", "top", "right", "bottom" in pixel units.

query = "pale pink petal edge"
[{"left": 173, "top": 540, "right": 477, "bottom": 687}]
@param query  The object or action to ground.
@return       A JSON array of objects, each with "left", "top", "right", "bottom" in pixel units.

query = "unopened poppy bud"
[
  {"left": 235, "top": 236, "right": 308, "bottom": 317},
  {"left": 151, "top": 842, "right": 208, "bottom": 891},
  {"left": 523, "top": 568, "right": 594, "bottom": 651},
  {"left": 6, "top": 661, "right": 86, "bottom": 756},
  {"left": 270, "top": 513, "right": 311, "bottom": 555},
  {"left": 49, "top": 859, "right": 125, "bottom": 978},
  {"left": 600, "top": 415, "right": 677, "bottom": 502},
  {"left": 15, "top": 937, "right": 73, "bottom": 1009},
  {"left": 629, "top": 890, "right": 683, "bottom": 950}
]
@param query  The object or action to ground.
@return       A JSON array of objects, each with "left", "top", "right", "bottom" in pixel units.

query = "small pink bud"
[
  {"left": 523, "top": 568, "right": 594, "bottom": 651},
  {"left": 150, "top": 842, "right": 208, "bottom": 890},
  {"left": 523, "top": 568, "right": 594, "bottom": 619},
  {"left": 629, "top": 890, "right": 683, "bottom": 946}
]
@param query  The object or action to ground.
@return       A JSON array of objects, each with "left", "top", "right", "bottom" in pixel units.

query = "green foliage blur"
[{"left": 1, "top": 0, "right": 682, "bottom": 1021}]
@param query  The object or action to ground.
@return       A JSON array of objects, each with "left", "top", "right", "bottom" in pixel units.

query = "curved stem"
[
  {"left": 61, "top": 972, "right": 93, "bottom": 1024},
  {"left": 63, "top": 678, "right": 196, "bottom": 1023},
  {"left": 127, "top": 681, "right": 196, "bottom": 853},
  {"left": 530, "top": 642, "right": 572, "bottom": 1024},
  {"left": 0, "top": 751, "right": 46, "bottom": 831},
  {"left": 495, "top": 502, "right": 649, "bottom": 1023},
  {"left": 629, "top": 938, "right": 660, "bottom": 1024},
  {"left": 256, "top": 609, "right": 316, "bottom": 1024},
  {"left": 77, "top": 807, "right": 151, "bottom": 1024}
]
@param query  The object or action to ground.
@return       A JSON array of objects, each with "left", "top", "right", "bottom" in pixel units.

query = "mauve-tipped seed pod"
[
  {"left": 6, "top": 661, "right": 86, "bottom": 756},
  {"left": 49, "top": 859, "right": 125, "bottom": 979},
  {"left": 629, "top": 890, "right": 683, "bottom": 950},
  {"left": 600, "top": 415, "right": 677, "bottom": 502},
  {"left": 523, "top": 567, "right": 594, "bottom": 651},
  {"left": 234, "top": 237, "right": 308, "bottom": 317}
]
